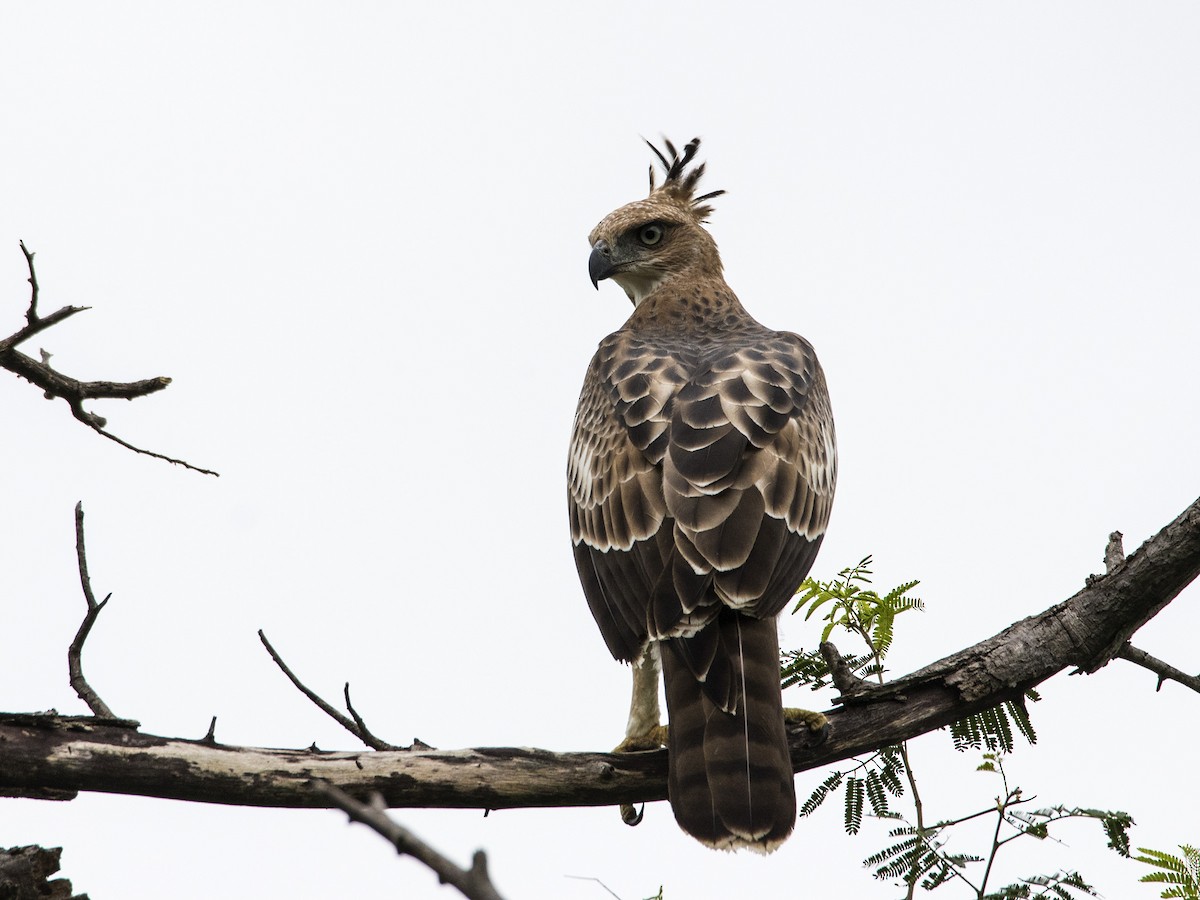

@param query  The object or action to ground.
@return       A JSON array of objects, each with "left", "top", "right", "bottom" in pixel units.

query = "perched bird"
[{"left": 568, "top": 137, "right": 837, "bottom": 852}]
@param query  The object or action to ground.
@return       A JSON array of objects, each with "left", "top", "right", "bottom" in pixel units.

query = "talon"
[
  {"left": 784, "top": 707, "right": 830, "bottom": 732},
  {"left": 613, "top": 723, "right": 668, "bottom": 753},
  {"left": 620, "top": 802, "right": 645, "bottom": 826}
]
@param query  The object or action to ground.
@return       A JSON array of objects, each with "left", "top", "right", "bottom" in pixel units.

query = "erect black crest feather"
[{"left": 644, "top": 136, "right": 726, "bottom": 222}]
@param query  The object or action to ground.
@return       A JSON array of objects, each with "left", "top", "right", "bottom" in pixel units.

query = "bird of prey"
[{"left": 567, "top": 137, "right": 837, "bottom": 852}]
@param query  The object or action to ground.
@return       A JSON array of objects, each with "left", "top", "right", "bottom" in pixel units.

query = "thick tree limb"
[
  {"left": 0, "top": 712, "right": 671, "bottom": 808},
  {"left": 1, "top": 496, "right": 1197, "bottom": 811},
  {"left": 2, "top": 242, "right": 218, "bottom": 476},
  {"left": 313, "top": 781, "right": 506, "bottom": 900}
]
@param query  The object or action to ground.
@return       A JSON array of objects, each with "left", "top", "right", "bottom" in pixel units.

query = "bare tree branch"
[
  {"left": 0, "top": 711, "right": 667, "bottom": 809},
  {"left": 2, "top": 243, "right": 219, "bottom": 476},
  {"left": 258, "top": 630, "right": 407, "bottom": 751},
  {"left": 0, "top": 490, "right": 1193, "bottom": 828},
  {"left": 312, "top": 781, "right": 506, "bottom": 900},
  {"left": 2, "top": 494, "right": 1197, "bottom": 813},
  {"left": 20, "top": 239, "right": 40, "bottom": 323},
  {"left": 1118, "top": 643, "right": 1200, "bottom": 695},
  {"left": 68, "top": 502, "right": 117, "bottom": 719},
  {"left": 0, "top": 305, "right": 89, "bottom": 355}
]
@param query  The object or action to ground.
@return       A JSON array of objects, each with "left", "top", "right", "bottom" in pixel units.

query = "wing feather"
[
  {"left": 661, "top": 332, "right": 836, "bottom": 620},
  {"left": 569, "top": 323, "right": 836, "bottom": 659}
]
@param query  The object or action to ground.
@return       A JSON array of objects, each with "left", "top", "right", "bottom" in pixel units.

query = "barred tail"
[{"left": 661, "top": 611, "right": 795, "bottom": 852}]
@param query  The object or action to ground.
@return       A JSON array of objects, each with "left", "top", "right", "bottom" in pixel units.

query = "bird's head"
[{"left": 588, "top": 137, "right": 726, "bottom": 306}]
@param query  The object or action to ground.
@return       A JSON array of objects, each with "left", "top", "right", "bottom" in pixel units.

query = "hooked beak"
[{"left": 588, "top": 239, "right": 617, "bottom": 289}]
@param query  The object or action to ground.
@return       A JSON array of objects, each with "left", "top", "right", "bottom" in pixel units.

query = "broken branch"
[{"left": 312, "top": 781, "right": 506, "bottom": 900}]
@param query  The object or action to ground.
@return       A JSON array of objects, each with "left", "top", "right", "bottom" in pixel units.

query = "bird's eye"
[{"left": 638, "top": 224, "right": 664, "bottom": 246}]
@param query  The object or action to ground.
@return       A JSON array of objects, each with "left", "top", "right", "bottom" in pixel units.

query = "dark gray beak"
[{"left": 589, "top": 240, "right": 616, "bottom": 289}]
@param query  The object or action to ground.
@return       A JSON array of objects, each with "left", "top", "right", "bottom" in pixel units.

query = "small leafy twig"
[
  {"left": 311, "top": 780, "right": 506, "bottom": 900},
  {"left": 68, "top": 502, "right": 116, "bottom": 718},
  {"left": 788, "top": 559, "right": 1135, "bottom": 898},
  {"left": 257, "top": 630, "right": 410, "bottom": 751},
  {"left": 3, "top": 242, "right": 218, "bottom": 476}
]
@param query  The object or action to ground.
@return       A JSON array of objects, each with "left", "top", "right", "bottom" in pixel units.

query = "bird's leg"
[
  {"left": 613, "top": 643, "right": 668, "bottom": 752},
  {"left": 612, "top": 643, "right": 667, "bottom": 827}
]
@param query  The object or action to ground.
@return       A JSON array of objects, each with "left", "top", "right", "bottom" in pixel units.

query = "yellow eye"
[{"left": 639, "top": 224, "right": 664, "bottom": 246}]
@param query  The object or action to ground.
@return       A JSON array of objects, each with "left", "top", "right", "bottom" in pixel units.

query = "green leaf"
[
  {"left": 844, "top": 775, "right": 865, "bottom": 834},
  {"left": 865, "top": 767, "right": 889, "bottom": 817},
  {"left": 949, "top": 697, "right": 1038, "bottom": 754},
  {"left": 878, "top": 747, "right": 906, "bottom": 798},
  {"left": 1136, "top": 844, "right": 1200, "bottom": 898},
  {"left": 799, "top": 770, "right": 844, "bottom": 818}
]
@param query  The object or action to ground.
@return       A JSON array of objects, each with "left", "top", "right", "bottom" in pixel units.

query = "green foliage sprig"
[
  {"left": 1136, "top": 844, "right": 1200, "bottom": 899},
  {"left": 782, "top": 557, "right": 1132, "bottom": 898}
]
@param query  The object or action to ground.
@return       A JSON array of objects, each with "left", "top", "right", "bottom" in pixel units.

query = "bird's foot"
[
  {"left": 784, "top": 707, "right": 830, "bottom": 732},
  {"left": 612, "top": 724, "right": 669, "bottom": 753},
  {"left": 612, "top": 724, "right": 668, "bottom": 827}
]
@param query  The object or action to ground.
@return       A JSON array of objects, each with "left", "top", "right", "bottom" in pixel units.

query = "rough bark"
[
  {"left": 0, "top": 496, "right": 1196, "bottom": 812},
  {"left": 0, "top": 846, "right": 86, "bottom": 900}
]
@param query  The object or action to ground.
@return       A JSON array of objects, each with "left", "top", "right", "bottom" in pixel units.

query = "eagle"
[{"left": 568, "top": 137, "right": 837, "bottom": 851}]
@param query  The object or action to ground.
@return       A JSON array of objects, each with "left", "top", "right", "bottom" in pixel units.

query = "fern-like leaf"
[
  {"left": 865, "top": 836, "right": 923, "bottom": 880},
  {"left": 1136, "top": 844, "right": 1200, "bottom": 898},
  {"left": 844, "top": 775, "right": 865, "bottom": 834},
  {"left": 799, "top": 770, "right": 844, "bottom": 818},
  {"left": 1008, "top": 691, "right": 1039, "bottom": 744},
  {"left": 865, "top": 767, "right": 889, "bottom": 817},
  {"left": 879, "top": 747, "right": 907, "bottom": 798},
  {"left": 984, "top": 870, "right": 1096, "bottom": 899},
  {"left": 949, "top": 693, "right": 1039, "bottom": 754}
]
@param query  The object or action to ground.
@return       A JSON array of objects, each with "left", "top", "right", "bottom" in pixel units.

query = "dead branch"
[
  {"left": 1104, "top": 530, "right": 1125, "bottom": 575},
  {"left": 2, "top": 242, "right": 218, "bottom": 476},
  {"left": 0, "top": 845, "right": 85, "bottom": 900},
  {"left": 1, "top": 494, "right": 1197, "bottom": 812},
  {"left": 68, "top": 502, "right": 116, "bottom": 718},
  {"left": 1118, "top": 643, "right": 1200, "bottom": 695},
  {"left": 312, "top": 781, "right": 506, "bottom": 900},
  {"left": 21, "top": 239, "right": 39, "bottom": 322},
  {"left": 258, "top": 630, "right": 407, "bottom": 751}
]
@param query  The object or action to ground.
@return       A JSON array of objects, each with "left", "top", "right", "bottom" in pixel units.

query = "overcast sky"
[{"left": 3, "top": 3, "right": 1198, "bottom": 898}]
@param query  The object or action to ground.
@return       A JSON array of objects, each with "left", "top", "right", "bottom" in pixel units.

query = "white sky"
[{"left": 2, "top": 3, "right": 1198, "bottom": 898}]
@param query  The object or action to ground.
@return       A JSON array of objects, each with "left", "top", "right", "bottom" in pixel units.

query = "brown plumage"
[{"left": 568, "top": 137, "right": 836, "bottom": 851}]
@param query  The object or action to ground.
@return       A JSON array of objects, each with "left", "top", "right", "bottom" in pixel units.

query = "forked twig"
[
  {"left": 3, "top": 242, "right": 218, "bottom": 476},
  {"left": 69, "top": 502, "right": 116, "bottom": 718},
  {"left": 257, "top": 630, "right": 407, "bottom": 751}
]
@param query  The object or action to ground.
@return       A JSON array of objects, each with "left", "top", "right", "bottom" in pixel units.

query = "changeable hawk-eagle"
[{"left": 568, "top": 137, "right": 836, "bottom": 852}]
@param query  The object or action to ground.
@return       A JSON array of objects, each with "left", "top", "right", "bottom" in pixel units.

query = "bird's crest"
[{"left": 645, "top": 137, "right": 725, "bottom": 223}]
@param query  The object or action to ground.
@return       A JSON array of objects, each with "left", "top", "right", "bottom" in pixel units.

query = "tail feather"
[{"left": 662, "top": 611, "right": 795, "bottom": 851}]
